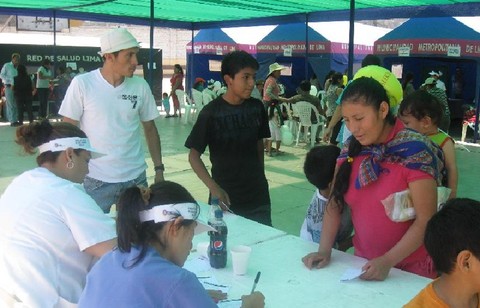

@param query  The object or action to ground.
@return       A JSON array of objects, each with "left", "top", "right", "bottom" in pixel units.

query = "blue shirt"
[{"left": 79, "top": 246, "right": 217, "bottom": 308}]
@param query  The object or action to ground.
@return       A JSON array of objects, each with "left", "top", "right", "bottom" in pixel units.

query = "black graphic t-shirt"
[{"left": 185, "top": 97, "right": 271, "bottom": 214}]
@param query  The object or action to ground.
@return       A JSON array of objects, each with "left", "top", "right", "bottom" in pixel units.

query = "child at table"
[
  {"left": 398, "top": 90, "right": 457, "bottom": 199},
  {"left": 300, "top": 145, "right": 353, "bottom": 251},
  {"left": 78, "top": 181, "right": 265, "bottom": 307},
  {"left": 404, "top": 198, "right": 480, "bottom": 308}
]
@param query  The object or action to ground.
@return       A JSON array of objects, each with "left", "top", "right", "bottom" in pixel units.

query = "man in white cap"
[
  {"left": 429, "top": 70, "right": 446, "bottom": 92},
  {"left": 59, "top": 28, "right": 164, "bottom": 213}
]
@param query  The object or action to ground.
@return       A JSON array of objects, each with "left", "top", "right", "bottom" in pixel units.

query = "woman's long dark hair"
[
  {"left": 330, "top": 77, "right": 395, "bottom": 210},
  {"left": 116, "top": 181, "right": 196, "bottom": 268}
]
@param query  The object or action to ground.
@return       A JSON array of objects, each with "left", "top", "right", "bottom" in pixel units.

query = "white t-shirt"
[
  {"left": 59, "top": 69, "right": 160, "bottom": 182},
  {"left": 0, "top": 167, "right": 116, "bottom": 307},
  {"left": 36, "top": 66, "right": 52, "bottom": 89}
]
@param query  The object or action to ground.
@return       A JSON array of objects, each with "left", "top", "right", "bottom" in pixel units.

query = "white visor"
[
  {"left": 139, "top": 202, "right": 215, "bottom": 235},
  {"left": 37, "top": 137, "right": 105, "bottom": 158}
]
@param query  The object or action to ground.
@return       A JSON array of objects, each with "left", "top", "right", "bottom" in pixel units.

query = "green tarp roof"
[{"left": 0, "top": 1, "right": 480, "bottom": 29}]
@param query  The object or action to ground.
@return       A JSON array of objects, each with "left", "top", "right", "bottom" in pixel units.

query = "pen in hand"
[{"left": 250, "top": 271, "right": 261, "bottom": 294}]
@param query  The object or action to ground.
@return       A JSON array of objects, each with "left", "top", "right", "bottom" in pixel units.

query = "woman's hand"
[
  {"left": 302, "top": 249, "right": 332, "bottom": 269},
  {"left": 241, "top": 291, "right": 265, "bottom": 308},
  {"left": 360, "top": 255, "right": 392, "bottom": 281}
]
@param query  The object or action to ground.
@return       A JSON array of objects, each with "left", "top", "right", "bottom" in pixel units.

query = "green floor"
[{"left": 1, "top": 112, "right": 479, "bottom": 237}]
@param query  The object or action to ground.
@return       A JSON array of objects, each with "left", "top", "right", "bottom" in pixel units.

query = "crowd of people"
[
  {"left": 0, "top": 53, "right": 86, "bottom": 127},
  {"left": 0, "top": 27, "right": 477, "bottom": 308}
]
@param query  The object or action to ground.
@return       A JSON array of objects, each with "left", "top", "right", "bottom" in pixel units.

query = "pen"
[{"left": 250, "top": 271, "right": 261, "bottom": 294}]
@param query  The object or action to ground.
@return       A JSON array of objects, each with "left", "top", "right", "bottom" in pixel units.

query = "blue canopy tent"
[
  {"left": 374, "top": 16, "right": 480, "bottom": 140},
  {"left": 256, "top": 23, "right": 369, "bottom": 97},
  {"left": 186, "top": 28, "right": 237, "bottom": 91}
]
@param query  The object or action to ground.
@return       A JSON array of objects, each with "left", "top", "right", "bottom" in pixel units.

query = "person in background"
[
  {"left": 404, "top": 198, "right": 480, "bottom": 308},
  {"left": 185, "top": 51, "right": 272, "bottom": 226},
  {"left": 420, "top": 77, "right": 450, "bottom": 132},
  {"left": 53, "top": 65, "right": 72, "bottom": 116},
  {"left": 12, "top": 64, "right": 34, "bottom": 124},
  {"left": 402, "top": 72, "right": 415, "bottom": 98},
  {"left": 251, "top": 79, "right": 264, "bottom": 101},
  {"left": 399, "top": 90, "right": 457, "bottom": 199},
  {"left": 265, "top": 101, "right": 282, "bottom": 157},
  {"left": 263, "top": 62, "right": 289, "bottom": 109},
  {"left": 0, "top": 120, "right": 116, "bottom": 307},
  {"left": 323, "top": 70, "right": 336, "bottom": 93},
  {"left": 162, "top": 92, "right": 172, "bottom": 118},
  {"left": 59, "top": 28, "right": 164, "bottom": 214},
  {"left": 170, "top": 64, "right": 185, "bottom": 117},
  {"left": 323, "top": 54, "right": 382, "bottom": 145},
  {"left": 310, "top": 73, "right": 322, "bottom": 92},
  {"left": 0, "top": 52, "right": 20, "bottom": 126},
  {"left": 193, "top": 77, "right": 205, "bottom": 92},
  {"left": 300, "top": 145, "right": 352, "bottom": 251},
  {"left": 203, "top": 79, "right": 217, "bottom": 101},
  {"left": 78, "top": 181, "right": 265, "bottom": 308},
  {"left": 429, "top": 71, "right": 446, "bottom": 92},
  {"left": 323, "top": 72, "right": 344, "bottom": 145},
  {"left": 36, "top": 58, "right": 53, "bottom": 119},
  {"left": 302, "top": 77, "right": 445, "bottom": 280}
]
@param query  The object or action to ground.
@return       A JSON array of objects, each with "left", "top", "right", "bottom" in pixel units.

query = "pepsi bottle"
[{"left": 208, "top": 209, "right": 228, "bottom": 269}]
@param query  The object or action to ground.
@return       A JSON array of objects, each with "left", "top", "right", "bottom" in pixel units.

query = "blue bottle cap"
[{"left": 214, "top": 209, "right": 223, "bottom": 218}]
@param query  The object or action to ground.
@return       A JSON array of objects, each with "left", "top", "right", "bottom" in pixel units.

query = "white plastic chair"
[
  {"left": 175, "top": 89, "right": 194, "bottom": 124},
  {"left": 191, "top": 89, "right": 203, "bottom": 122},
  {"left": 310, "top": 85, "right": 318, "bottom": 97},
  {"left": 294, "top": 101, "right": 323, "bottom": 148},
  {"left": 202, "top": 90, "right": 214, "bottom": 105}
]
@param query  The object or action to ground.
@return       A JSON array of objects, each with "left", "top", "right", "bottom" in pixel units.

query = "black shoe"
[
  {"left": 165, "top": 115, "right": 172, "bottom": 118},
  {"left": 10, "top": 122, "right": 22, "bottom": 127}
]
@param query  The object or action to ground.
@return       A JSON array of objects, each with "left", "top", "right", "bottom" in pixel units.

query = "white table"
[
  {"left": 192, "top": 203, "right": 287, "bottom": 249},
  {"left": 188, "top": 213, "right": 431, "bottom": 308}
]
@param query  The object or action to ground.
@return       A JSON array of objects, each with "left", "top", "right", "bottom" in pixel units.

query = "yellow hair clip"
[{"left": 347, "top": 156, "right": 354, "bottom": 163}]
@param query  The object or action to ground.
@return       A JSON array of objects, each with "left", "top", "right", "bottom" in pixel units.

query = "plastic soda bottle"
[{"left": 208, "top": 209, "right": 228, "bottom": 268}]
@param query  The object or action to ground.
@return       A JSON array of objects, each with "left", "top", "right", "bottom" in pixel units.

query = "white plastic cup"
[
  {"left": 197, "top": 242, "right": 209, "bottom": 259},
  {"left": 230, "top": 245, "right": 252, "bottom": 275}
]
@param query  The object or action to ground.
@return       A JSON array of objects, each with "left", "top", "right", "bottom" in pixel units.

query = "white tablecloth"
[{"left": 188, "top": 208, "right": 431, "bottom": 308}]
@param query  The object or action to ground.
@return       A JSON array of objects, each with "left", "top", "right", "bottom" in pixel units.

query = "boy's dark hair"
[
  {"left": 221, "top": 50, "right": 259, "bottom": 82},
  {"left": 304, "top": 145, "right": 341, "bottom": 190},
  {"left": 361, "top": 54, "right": 381, "bottom": 67},
  {"left": 398, "top": 90, "right": 444, "bottom": 126},
  {"left": 425, "top": 198, "right": 480, "bottom": 274},
  {"left": 299, "top": 80, "right": 311, "bottom": 92}
]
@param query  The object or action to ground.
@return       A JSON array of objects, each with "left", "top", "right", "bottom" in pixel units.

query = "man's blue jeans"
[{"left": 84, "top": 171, "right": 148, "bottom": 213}]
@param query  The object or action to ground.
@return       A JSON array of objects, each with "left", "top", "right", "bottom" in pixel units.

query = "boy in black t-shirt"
[{"left": 185, "top": 51, "right": 272, "bottom": 226}]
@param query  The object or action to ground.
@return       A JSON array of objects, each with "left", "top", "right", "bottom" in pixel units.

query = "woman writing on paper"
[
  {"left": 302, "top": 77, "right": 444, "bottom": 280},
  {"left": 79, "top": 181, "right": 265, "bottom": 307}
]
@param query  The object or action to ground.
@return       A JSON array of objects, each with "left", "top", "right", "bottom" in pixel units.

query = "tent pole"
[
  {"left": 53, "top": 11, "right": 57, "bottom": 79},
  {"left": 348, "top": 0, "right": 355, "bottom": 80},
  {"left": 190, "top": 26, "right": 195, "bottom": 94},
  {"left": 305, "top": 14, "right": 309, "bottom": 82},
  {"left": 474, "top": 62, "right": 480, "bottom": 142},
  {"left": 148, "top": 0, "right": 154, "bottom": 89}
]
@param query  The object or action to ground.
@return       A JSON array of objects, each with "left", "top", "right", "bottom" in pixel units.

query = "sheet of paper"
[
  {"left": 340, "top": 267, "right": 365, "bottom": 281},
  {"left": 218, "top": 299, "right": 242, "bottom": 308}
]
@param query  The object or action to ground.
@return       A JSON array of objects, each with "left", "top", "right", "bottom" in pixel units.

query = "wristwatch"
[{"left": 154, "top": 164, "right": 165, "bottom": 172}]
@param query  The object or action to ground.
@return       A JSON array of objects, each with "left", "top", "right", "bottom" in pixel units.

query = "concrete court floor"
[{"left": 0, "top": 112, "right": 479, "bottom": 237}]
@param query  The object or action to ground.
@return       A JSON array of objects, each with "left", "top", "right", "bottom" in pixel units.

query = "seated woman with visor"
[
  {"left": 0, "top": 120, "right": 116, "bottom": 307},
  {"left": 79, "top": 181, "right": 265, "bottom": 307}
]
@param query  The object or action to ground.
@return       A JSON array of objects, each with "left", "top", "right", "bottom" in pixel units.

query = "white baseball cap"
[{"left": 98, "top": 28, "right": 140, "bottom": 56}]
